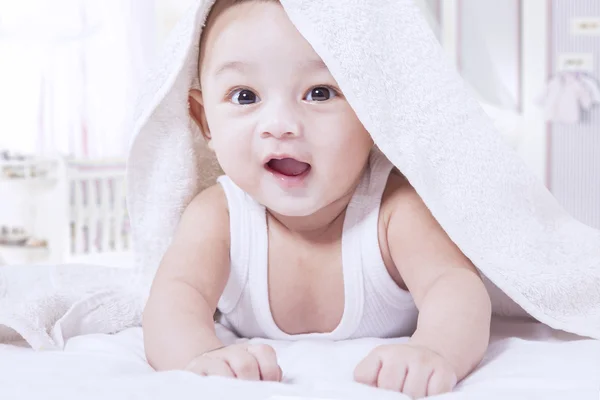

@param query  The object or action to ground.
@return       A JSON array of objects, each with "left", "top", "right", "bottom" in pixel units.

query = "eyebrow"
[
  {"left": 213, "top": 61, "right": 250, "bottom": 77},
  {"left": 212, "top": 59, "right": 329, "bottom": 77}
]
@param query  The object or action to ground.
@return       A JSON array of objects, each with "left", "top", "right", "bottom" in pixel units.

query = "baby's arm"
[
  {"left": 355, "top": 184, "right": 491, "bottom": 397},
  {"left": 390, "top": 187, "right": 491, "bottom": 379},
  {"left": 142, "top": 185, "right": 231, "bottom": 370}
]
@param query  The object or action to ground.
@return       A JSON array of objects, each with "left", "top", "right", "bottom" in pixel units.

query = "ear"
[{"left": 188, "top": 89, "right": 212, "bottom": 147}]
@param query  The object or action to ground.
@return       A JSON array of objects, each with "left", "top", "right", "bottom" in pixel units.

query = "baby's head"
[{"left": 189, "top": 0, "right": 373, "bottom": 217}]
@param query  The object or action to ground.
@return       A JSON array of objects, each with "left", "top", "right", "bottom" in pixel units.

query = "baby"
[{"left": 143, "top": 0, "right": 492, "bottom": 398}]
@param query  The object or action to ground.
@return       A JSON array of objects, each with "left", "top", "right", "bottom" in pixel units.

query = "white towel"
[
  {"left": 0, "top": 265, "right": 143, "bottom": 349},
  {"left": 127, "top": 0, "right": 600, "bottom": 341}
]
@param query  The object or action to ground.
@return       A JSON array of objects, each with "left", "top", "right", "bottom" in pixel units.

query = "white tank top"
[{"left": 216, "top": 149, "right": 418, "bottom": 340}]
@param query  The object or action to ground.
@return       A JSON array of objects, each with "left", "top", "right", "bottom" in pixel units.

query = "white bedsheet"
[{"left": 0, "top": 317, "right": 598, "bottom": 400}]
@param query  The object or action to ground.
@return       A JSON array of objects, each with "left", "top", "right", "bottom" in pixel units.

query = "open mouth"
[{"left": 265, "top": 158, "right": 311, "bottom": 178}]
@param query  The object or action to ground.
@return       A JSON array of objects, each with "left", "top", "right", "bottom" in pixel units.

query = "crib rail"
[{"left": 66, "top": 160, "right": 130, "bottom": 259}]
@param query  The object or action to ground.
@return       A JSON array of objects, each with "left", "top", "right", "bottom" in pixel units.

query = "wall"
[{"left": 549, "top": 0, "right": 600, "bottom": 229}]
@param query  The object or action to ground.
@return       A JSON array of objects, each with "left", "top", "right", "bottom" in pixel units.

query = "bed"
[{"left": 0, "top": 316, "right": 598, "bottom": 400}]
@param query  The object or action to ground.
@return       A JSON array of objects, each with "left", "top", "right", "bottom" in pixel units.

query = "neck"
[
  {"left": 267, "top": 178, "right": 361, "bottom": 241},
  {"left": 268, "top": 198, "right": 350, "bottom": 241}
]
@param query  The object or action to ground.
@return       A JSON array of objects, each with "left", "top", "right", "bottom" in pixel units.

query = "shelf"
[
  {"left": 0, "top": 244, "right": 50, "bottom": 265},
  {"left": 0, "top": 158, "right": 59, "bottom": 182}
]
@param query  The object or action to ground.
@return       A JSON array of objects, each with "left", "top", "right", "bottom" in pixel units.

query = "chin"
[{"left": 266, "top": 200, "right": 322, "bottom": 218}]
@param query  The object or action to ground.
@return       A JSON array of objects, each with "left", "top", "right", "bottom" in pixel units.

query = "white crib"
[
  {"left": 60, "top": 159, "right": 132, "bottom": 267},
  {"left": 0, "top": 157, "right": 133, "bottom": 268}
]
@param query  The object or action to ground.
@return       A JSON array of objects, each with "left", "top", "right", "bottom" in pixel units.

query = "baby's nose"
[
  {"left": 263, "top": 129, "right": 298, "bottom": 139},
  {"left": 257, "top": 103, "right": 302, "bottom": 139}
]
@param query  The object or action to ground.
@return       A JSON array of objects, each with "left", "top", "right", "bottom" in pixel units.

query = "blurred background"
[{"left": 0, "top": 0, "right": 598, "bottom": 267}]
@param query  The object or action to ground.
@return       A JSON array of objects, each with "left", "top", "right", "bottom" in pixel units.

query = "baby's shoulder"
[
  {"left": 165, "top": 183, "right": 231, "bottom": 261},
  {"left": 379, "top": 169, "right": 433, "bottom": 229},
  {"left": 181, "top": 183, "right": 230, "bottom": 224},
  {"left": 380, "top": 170, "right": 419, "bottom": 213}
]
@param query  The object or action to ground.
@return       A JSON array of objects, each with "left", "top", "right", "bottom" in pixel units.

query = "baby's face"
[{"left": 192, "top": 1, "right": 373, "bottom": 217}]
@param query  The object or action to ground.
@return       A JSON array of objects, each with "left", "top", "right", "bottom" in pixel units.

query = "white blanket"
[
  {"left": 1, "top": 318, "right": 598, "bottom": 400},
  {"left": 0, "top": 264, "right": 143, "bottom": 350}
]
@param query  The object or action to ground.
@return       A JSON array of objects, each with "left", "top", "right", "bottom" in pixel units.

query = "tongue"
[{"left": 268, "top": 158, "right": 310, "bottom": 177}]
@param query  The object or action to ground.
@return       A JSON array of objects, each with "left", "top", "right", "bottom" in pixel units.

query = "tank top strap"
[
  {"left": 215, "top": 175, "right": 257, "bottom": 313},
  {"left": 325, "top": 148, "right": 394, "bottom": 336},
  {"left": 344, "top": 148, "right": 396, "bottom": 226},
  {"left": 345, "top": 148, "right": 413, "bottom": 307},
  {"left": 363, "top": 147, "right": 397, "bottom": 202}
]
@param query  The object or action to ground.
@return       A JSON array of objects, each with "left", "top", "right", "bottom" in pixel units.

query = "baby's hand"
[
  {"left": 185, "top": 343, "right": 282, "bottom": 382},
  {"left": 354, "top": 343, "right": 457, "bottom": 399}
]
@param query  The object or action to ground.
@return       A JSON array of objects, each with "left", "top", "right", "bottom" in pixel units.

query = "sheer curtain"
[{"left": 0, "top": 0, "right": 157, "bottom": 159}]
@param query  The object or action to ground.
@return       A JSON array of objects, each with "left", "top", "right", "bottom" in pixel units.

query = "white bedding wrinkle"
[
  {"left": 0, "top": 318, "right": 598, "bottom": 400},
  {"left": 0, "top": 264, "right": 143, "bottom": 349}
]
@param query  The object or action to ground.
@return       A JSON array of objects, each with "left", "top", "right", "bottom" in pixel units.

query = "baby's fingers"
[
  {"left": 402, "top": 365, "right": 431, "bottom": 399},
  {"left": 204, "top": 359, "right": 236, "bottom": 378},
  {"left": 186, "top": 357, "right": 235, "bottom": 378},
  {"left": 377, "top": 361, "right": 408, "bottom": 392},
  {"left": 246, "top": 344, "right": 282, "bottom": 382},
  {"left": 226, "top": 350, "right": 260, "bottom": 381},
  {"left": 353, "top": 353, "right": 382, "bottom": 387},
  {"left": 427, "top": 369, "right": 457, "bottom": 397}
]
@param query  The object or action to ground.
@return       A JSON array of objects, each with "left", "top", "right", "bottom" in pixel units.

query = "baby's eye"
[
  {"left": 231, "top": 89, "right": 260, "bottom": 105},
  {"left": 305, "top": 86, "right": 337, "bottom": 102}
]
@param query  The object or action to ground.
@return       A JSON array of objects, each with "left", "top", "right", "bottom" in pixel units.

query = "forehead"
[{"left": 199, "top": 2, "right": 321, "bottom": 76}]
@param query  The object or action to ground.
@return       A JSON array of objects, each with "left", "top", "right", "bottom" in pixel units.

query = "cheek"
[
  {"left": 213, "top": 135, "right": 248, "bottom": 167},
  {"left": 311, "top": 105, "right": 372, "bottom": 145},
  {"left": 317, "top": 114, "right": 372, "bottom": 159},
  {"left": 210, "top": 126, "right": 256, "bottom": 179},
  {"left": 206, "top": 108, "right": 247, "bottom": 154},
  {"left": 317, "top": 114, "right": 373, "bottom": 183}
]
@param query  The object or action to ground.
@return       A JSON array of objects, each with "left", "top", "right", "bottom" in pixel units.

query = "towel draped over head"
[{"left": 127, "top": 0, "right": 600, "bottom": 339}]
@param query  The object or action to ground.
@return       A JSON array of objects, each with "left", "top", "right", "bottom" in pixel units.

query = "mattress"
[{"left": 0, "top": 317, "right": 598, "bottom": 400}]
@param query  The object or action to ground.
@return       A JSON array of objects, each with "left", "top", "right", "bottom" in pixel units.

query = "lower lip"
[{"left": 265, "top": 165, "right": 311, "bottom": 189}]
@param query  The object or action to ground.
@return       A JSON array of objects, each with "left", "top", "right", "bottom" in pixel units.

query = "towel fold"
[{"left": 0, "top": 265, "right": 143, "bottom": 349}]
